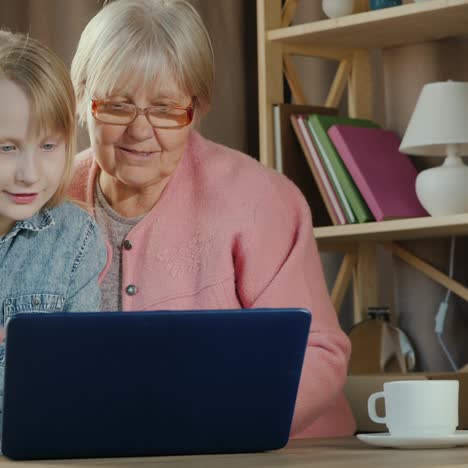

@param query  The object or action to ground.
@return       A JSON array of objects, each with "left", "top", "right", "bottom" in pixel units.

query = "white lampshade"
[
  {"left": 400, "top": 81, "right": 468, "bottom": 155},
  {"left": 399, "top": 81, "right": 468, "bottom": 216}
]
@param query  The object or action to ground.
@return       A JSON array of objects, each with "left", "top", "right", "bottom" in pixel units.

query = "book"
[
  {"left": 328, "top": 125, "right": 428, "bottom": 221},
  {"left": 273, "top": 105, "right": 284, "bottom": 174},
  {"left": 307, "top": 119, "right": 356, "bottom": 224},
  {"left": 290, "top": 114, "right": 347, "bottom": 225},
  {"left": 308, "top": 114, "right": 379, "bottom": 224},
  {"left": 273, "top": 103, "right": 338, "bottom": 227}
]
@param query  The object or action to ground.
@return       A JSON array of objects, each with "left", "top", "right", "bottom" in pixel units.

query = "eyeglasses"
[{"left": 91, "top": 100, "right": 194, "bottom": 129}]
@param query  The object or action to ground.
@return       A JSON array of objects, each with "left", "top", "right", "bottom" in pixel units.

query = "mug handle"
[{"left": 367, "top": 391, "right": 386, "bottom": 424}]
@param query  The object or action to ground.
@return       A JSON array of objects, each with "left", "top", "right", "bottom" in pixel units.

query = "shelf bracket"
[
  {"left": 281, "top": 0, "right": 299, "bottom": 27},
  {"left": 326, "top": 59, "right": 352, "bottom": 108},
  {"left": 282, "top": 43, "right": 355, "bottom": 61},
  {"left": 348, "top": 49, "right": 373, "bottom": 120},
  {"left": 383, "top": 242, "right": 468, "bottom": 302},
  {"left": 331, "top": 252, "right": 357, "bottom": 313},
  {"left": 353, "top": 242, "right": 379, "bottom": 323},
  {"left": 283, "top": 54, "right": 307, "bottom": 104}
]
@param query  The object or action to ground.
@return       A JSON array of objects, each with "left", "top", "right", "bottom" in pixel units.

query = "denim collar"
[{"left": 0, "top": 208, "right": 55, "bottom": 245}]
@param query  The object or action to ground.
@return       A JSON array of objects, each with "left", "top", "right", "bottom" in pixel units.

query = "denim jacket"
[{"left": 0, "top": 201, "right": 107, "bottom": 426}]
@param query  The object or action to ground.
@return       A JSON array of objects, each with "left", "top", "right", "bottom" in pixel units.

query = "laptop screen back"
[{"left": 2, "top": 308, "right": 311, "bottom": 460}]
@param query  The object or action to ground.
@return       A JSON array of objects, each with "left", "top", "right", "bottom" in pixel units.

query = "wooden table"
[{"left": 1, "top": 437, "right": 468, "bottom": 467}]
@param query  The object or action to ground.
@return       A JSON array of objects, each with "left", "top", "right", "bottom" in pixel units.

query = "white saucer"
[{"left": 356, "top": 430, "right": 468, "bottom": 449}]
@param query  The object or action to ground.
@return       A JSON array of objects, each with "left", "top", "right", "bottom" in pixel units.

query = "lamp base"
[{"left": 416, "top": 156, "right": 468, "bottom": 216}]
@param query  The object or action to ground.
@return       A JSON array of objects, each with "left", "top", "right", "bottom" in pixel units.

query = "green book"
[{"left": 307, "top": 114, "right": 379, "bottom": 224}]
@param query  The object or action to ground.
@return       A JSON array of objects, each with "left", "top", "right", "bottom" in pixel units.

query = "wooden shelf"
[
  {"left": 315, "top": 213, "right": 468, "bottom": 248},
  {"left": 267, "top": 0, "right": 468, "bottom": 50},
  {"left": 257, "top": 0, "right": 468, "bottom": 318}
]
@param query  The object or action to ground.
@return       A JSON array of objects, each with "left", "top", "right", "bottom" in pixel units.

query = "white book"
[{"left": 273, "top": 105, "right": 283, "bottom": 174}]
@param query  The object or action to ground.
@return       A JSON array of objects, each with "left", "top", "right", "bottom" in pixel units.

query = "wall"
[{"left": 0, "top": 0, "right": 254, "bottom": 155}]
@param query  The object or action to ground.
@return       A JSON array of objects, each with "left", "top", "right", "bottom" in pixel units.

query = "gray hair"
[{"left": 71, "top": 0, "right": 214, "bottom": 126}]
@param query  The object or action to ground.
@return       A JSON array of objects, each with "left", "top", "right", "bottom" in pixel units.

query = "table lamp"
[{"left": 399, "top": 81, "right": 468, "bottom": 216}]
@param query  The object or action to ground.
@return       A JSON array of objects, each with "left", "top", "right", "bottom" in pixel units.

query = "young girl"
[{"left": 0, "top": 30, "right": 107, "bottom": 416}]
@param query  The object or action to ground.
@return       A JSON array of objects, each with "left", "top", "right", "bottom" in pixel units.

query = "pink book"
[{"left": 328, "top": 125, "right": 428, "bottom": 221}]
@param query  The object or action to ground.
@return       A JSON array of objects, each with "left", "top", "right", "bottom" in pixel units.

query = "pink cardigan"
[{"left": 69, "top": 130, "right": 356, "bottom": 438}]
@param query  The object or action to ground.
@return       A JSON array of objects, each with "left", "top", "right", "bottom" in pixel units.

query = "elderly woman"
[{"left": 69, "top": 0, "right": 355, "bottom": 438}]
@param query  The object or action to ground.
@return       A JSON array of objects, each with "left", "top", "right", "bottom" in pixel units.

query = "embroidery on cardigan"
[{"left": 156, "top": 231, "right": 215, "bottom": 278}]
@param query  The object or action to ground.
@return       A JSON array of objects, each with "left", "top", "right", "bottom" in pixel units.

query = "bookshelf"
[
  {"left": 267, "top": 1, "right": 468, "bottom": 49},
  {"left": 315, "top": 213, "right": 468, "bottom": 247},
  {"left": 257, "top": 0, "right": 468, "bottom": 322}
]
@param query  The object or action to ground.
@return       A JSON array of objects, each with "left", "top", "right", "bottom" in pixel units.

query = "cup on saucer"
[{"left": 367, "top": 380, "right": 459, "bottom": 437}]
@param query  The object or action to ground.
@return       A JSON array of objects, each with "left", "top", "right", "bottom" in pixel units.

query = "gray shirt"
[{"left": 94, "top": 184, "right": 144, "bottom": 311}]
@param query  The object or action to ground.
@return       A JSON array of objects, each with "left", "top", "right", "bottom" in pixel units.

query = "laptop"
[{"left": 2, "top": 308, "right": 311, "bottom": 460}]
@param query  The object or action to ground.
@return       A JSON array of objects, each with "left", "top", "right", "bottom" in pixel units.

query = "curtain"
[{"left": 0, "top": 0, "right": 258, "bottom": 157}]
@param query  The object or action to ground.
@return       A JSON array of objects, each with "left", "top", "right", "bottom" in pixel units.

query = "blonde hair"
[
  {"left": 71, "top": 0, "right": 214, "bottom": 127},
  {"left": 0, "top": 30, "right": 76, "bottom": 208}
]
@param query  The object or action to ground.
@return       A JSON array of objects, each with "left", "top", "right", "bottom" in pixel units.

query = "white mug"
[{"left": 367, "top": 380, "right": 459, "bottom": 437}]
